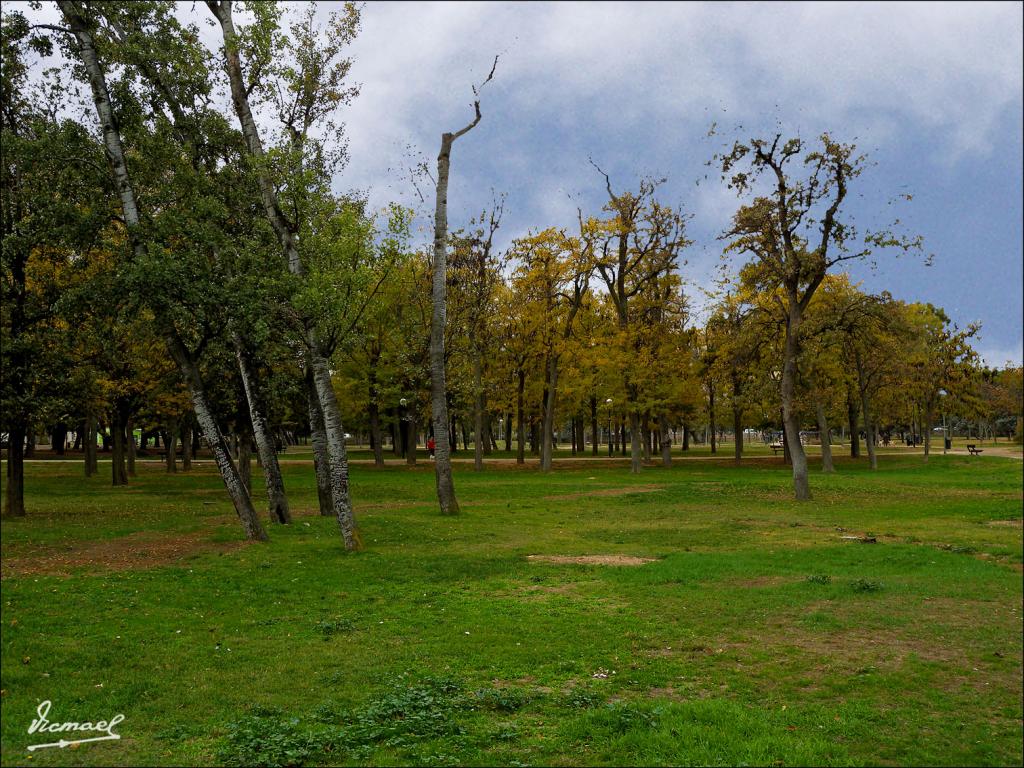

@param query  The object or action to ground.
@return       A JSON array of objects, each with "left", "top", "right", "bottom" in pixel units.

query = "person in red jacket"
[{"left": 427, "top": 436, "right": 436, "bottom": 458}]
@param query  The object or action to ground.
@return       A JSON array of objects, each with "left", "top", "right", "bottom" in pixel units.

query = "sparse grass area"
[{"left": 1, "top": 453, "right": 1021, "bottom": 766}]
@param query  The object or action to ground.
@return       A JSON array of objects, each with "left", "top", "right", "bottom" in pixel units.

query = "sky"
[
  {"left": 325, "top": 0, "right": 1023, "bottom": 367},
  {"left": 24, "top": 1, "right": 1024, "bottom": 366}
]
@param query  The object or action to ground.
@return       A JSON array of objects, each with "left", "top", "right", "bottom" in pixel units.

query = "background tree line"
[{"left": 3, "top": 2, "right": 1020, "bottom": 532}]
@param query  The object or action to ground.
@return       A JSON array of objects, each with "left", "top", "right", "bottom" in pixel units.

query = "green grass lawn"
[{"left": 1, "top": 453, "right": 1021, "bottom": 766}]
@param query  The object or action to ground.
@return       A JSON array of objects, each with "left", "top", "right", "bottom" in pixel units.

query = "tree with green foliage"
[
  {"left": 1, "top": 10, "right": 112, "bottom": 516},
  {"left": 56, "top": 0, "right": 268, "bottom": 540}
]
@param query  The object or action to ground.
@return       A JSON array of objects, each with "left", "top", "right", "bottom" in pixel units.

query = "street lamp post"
[{"left": 605, "top": 398, "right": 613, "bottom": 458}]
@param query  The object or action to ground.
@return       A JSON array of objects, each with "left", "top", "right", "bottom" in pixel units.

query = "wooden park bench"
[
  {"left": 769, "top": 443, "right": 784, "bottom": 455},
  {"left": 966, "top": 444, "right": 983, "bottom": 456}
]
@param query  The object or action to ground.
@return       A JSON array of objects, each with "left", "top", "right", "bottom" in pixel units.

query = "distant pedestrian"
[{"left": 427, "top": 437, "right": 436, "bottom": 458}]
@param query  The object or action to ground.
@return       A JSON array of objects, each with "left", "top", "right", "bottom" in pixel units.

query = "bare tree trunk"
[
  {"left": 85, "top": 414, "right": 98, "bottom": 477},
  {"left": 659, "top": 414, "right": 672, "bottom": 466},
  {"left": 407, "top": 409, "right": 418, "bottom": 466},
  {"left": 854, "top": 348, "right": 878, "bottom": 470},
  {"left": 126, "top": 417, "right": 136, "bottom": 476},
  {"left": 781, "top": 308, "right": 810, "bottom": 500},
  {"left": 238, "top": 429, "right": 252, "bottom": 495},
  {"left": 473, "top": 350, "right": 484, "bottom": 472},
  {"left": 306, "top": 368, "right": 333, "bottom": 516},
  {"left": 590, "top": 396, "right": 599, "bottom": 456},
  {"left": 731, "top": 372, "right": 744, "bottom": 462},
  {"left": 3, "top": 424, "right": 26, "bottom": 517},
  {"left": 181, "top": 417, "right": 192, "bottom": 472},
  {"left": 816, "top": 401, "right": 834, "bottom": 473},
  {"left": 505, "top": 410, "right": 512, "bottom": 451},
  {"left": 629, "top": 409, "right": 642, "bottom": 474},
  {"left": 847, "top": 386, "right": 860, "bottom": 458},
  {"left": 234, "top": 336, "right": 290, "bottom": 523},
  {"left": 369, "top": 388, "right": 384, "bottom": 467},
  {"left": 111, "top": 408, "right": 128, "bottom": 486},
  {"left": 425, "top": 60, "right": 495, "bottom": 509},
  {"left": 540, "top": 355, "right": 560, "bottom": 472},
  {"left": 309, "top": 347, "right": 360, "bottom": 548},
  {"left": 169, "top": 336, "right": 267, "bottom": 541},
  {"left": 642, "top": 411, "right": 652, "bottom": 462},
  {"left": 922, "top": 399, "right": 933, "bottom": 462},
  {"left": 682, "top": 422, "right": 690, "bottom": 451},
  {"left": 708, "top": 384, "right": 717, "bottom": 455},
  {"left": 165, "top": 423, "right": 178, "bottom": 474},
  {"left": 429, "top": 131, "right": 461, "bottom": 515},
  {"left": 516, "top": 371, "right": 526, "bottom": 465}
]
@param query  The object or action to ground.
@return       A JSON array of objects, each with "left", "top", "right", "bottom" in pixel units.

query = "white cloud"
[{"left": 976, "top": 338, "right": 1024, "bottom": 369}]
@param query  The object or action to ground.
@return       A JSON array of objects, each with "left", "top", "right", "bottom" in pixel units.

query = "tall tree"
[
  {"left": 719, "top": 133, "right": 920, "bottom": 499},
  {"left": 1, "top": 11, "right": 116, "bottom": 516},
  {"left": 56, "top": 0, "right": 267, "bottom": 541},
  {"left": 206, "top": 0, "right": 361, "bottom": 548},
  {"left": 428, "top": 57, "right": 497, "bottom": 514},
  {"left": 591, "top": 167, "right": 689, "bottom": 473}
]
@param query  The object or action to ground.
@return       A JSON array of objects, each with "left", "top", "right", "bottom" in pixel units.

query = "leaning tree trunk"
[
  {"left": 816, "top": 401, "right": 835, "bottom": 474},
  {"left": 234, "top": 336, "right": 291, "bottom": 524},
  {"left": 237, "top": 428, "right": 252, "bottom": 495},
  {"left": 308, "top": 346, "right": 361, "bottom": 548},
  {"left": 210, "top": 0, "right": 355, "bottom": 547},
  {"left": 781, "top": 308, "right": 811, "bottom": 500},
  {"left": 306, "top": 368, "right": 333, "bottom": 517},
  {"left": 61, "top": 1, "right": 265, "bottom": 541},
  {"left": 170, "top": 336, "right": 267, "bottom": 541},
  {"left": 3, "top": 423, "right": 26, "bottom": 517}
]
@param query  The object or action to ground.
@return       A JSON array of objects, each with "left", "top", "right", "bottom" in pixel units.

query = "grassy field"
[{"left": 1, "top": 451, "right": 1021, "bottom": 766}]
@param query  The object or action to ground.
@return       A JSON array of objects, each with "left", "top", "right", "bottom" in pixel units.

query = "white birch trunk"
[
  {"left": 234, "top": 335, "right": 291, "bottom": 524},
  {"left": 61, "top": 0, "right": 266, "bottom": 540}
]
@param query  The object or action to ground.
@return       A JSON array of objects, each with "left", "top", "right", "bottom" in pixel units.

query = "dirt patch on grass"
[
  {"left": 731, "top": 575, "right": 796, "bottom": 588},
  {"left": 985, "top": 519, "right": 1023, "bottom": 528},
  {"left": 543, "top": 485, "right": 665, "bottom": 501},
  {"left": 526, "top": 554, "right": 658, "bottom": 566},
  {"left": 1, "top": 529, "right": 248, "bottom": 578}
]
